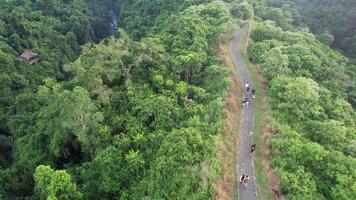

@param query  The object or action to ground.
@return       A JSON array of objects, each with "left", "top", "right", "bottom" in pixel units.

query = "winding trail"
[{"left": 230, "top": 26, "right": 258, "bottom": 200}]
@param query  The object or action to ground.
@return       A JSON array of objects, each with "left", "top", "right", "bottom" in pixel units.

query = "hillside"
[
  {"left": 0, "top": 0, "right": 354, "bottom": 199},
  {"left": 255, "top": 0, "right": 356, "bottom": 106},
  {"left": 0, "top": 1, "right": 233, "bottom": 199},
  {"left": 247, "top": 1, "right": 356, "bottom": 199}
]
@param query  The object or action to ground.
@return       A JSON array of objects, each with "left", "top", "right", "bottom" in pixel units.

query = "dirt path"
[{"left": 230, "top": 26, "right": 258, "bottom": 200}]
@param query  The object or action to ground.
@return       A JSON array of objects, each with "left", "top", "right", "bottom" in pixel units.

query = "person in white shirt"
[{"left": 245, "top": 82, "right": 250, "bottom": 92}]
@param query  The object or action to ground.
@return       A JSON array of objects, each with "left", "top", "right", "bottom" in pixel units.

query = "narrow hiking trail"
[{"left": 230, "top": 26, "right": 258, "bottom": 200}]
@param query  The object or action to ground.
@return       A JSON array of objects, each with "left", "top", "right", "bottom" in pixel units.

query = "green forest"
[
  {"left": 1, "top": 0, "right": 232, "bottom": 199},
  {"left": 249, "top": 0, "right": 356, "bottom": 199},
  {"left": 266, "top": 0, "right": 356, "bottom": 60},
  {"left": 0, "top": 0, "right": 355, "bottom": 199}
]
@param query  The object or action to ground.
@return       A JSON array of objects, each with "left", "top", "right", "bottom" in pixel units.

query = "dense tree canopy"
[
  {"left": 34, "top": 165, "right": 83, "bottom": 200},
  {"left": 230, "top": 1, "right": 253, "bottom": 20},
  {"left": 1, "top": 0, "right": 354, "bottom": 199},
  {"left": 285, "top": 0, "right": 356, "bottom": 58},
  {"left": 248, "top": 1, "right": 356, "bottom": 199},
  {"left": 0, "top": 1, "right": 232, "bottom": 199},
  {"left": 253, "top": 0, "right": 356, "bottom": 60},
  {"left": 0, "top": 0, "right": 115, "bottom": 137}
]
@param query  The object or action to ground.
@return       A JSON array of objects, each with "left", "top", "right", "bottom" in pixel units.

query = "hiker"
[
  {"left": 250, "top": 144, "right": 256, "bottom": 155},
  {"left": 245, "top": 82, "right": 250, "bottom": 92},
  {"left": 239, "top": 174, "right": 245, "bottom": 183},
  {"left": 243, "top": 175, "right": 249, "bottom": 189},
  {"left": 252, "top": 89, "right": 256, "bottom": 99},
  {"left": 273, "top": 189, "right": 281, "bottom": 199},
  {"left": 242, "top": 97, "right": 249, "bottom": 106}
]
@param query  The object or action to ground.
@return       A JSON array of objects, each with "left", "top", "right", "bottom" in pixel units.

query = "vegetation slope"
[
  {"left": 245, "top": 0, "right": 356, "bottom": 199},
  {"left": 0, "top": 0, "right": 235, "bottom": 199}
]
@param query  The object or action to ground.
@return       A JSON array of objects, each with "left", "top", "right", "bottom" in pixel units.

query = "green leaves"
[
  {"left": 251, "top": 21, "right": 283, "bottom": 42},
  {"left": 230, "top": 1, "right": 253, "bottom": 20},
  {"left": 270, "top": 121, "right": 356, "bottom": 200},
  {"left": 261, "top": 47, "right": 290, "bottom": 80},
  {"left": 252, "top": 2, "right": 356, "bottom": 200},
  {"left": 118, "top": 0, "right": 213, "bottom": 39},
  {"left": 34, "top": 165, "right": 83, "bottom": 200},
  {"left": 2, "top": 0, "right": 230, "bottom": 199},
  {"left": 60, "top": 87, "right": 104, "bottom": 148},
  {"left": 133, "top": 94, "right": 179, "bottom": 131},
  {"left": 269, "top": 76, "right": 325, "bottom": 124},
  {"left": 30, "top": 80, "right": 103, "bottom": 159},
  {"left": 303, "top": 120, "right": 348, "bottom": 153},
  {"left": 248, "top": 40, "right": 272, "bottom": 63},
  {"left": 280, "top": 169, "right": 321, "bottom": 200},
  {"left": 317, "top": 31, "right": 334, "bottom": 46},
  {"left": 139, "top": 128, "right": 215, "bottom": 199},
  {"left": 184, "top": 2, "right": 229, "bottom": 26}
]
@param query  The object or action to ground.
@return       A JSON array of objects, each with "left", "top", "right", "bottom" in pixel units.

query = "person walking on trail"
[
  {"left": 245, "top": 82, "right": 250, "bottom": 92},
  {"left": 242, "top": 175, "right": 250, "bottom": 190},
  {"left": 239, "top": 174, "right": 245, "bottom": 184},
  {"left": 242, "top": 97, "right": 249, "bottom": 107},
  {"left": 250, "top": 144, "right": 256, "bottom": 155},
  {"left": 252, "top": 89, "right": 256, "bottom": 99}
]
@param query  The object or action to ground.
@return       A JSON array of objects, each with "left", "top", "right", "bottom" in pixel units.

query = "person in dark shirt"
[
  {"left": 242, "top": 97, "right": 249, "bottom": 106},
  {"left": 250, "top": 144, "right": 256, "bottom": 155}
]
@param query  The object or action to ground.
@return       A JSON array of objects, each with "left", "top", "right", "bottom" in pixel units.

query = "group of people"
[
  {"left": 239, "top": 144, "right": 256, "bottom": 190},
  {"left": 242, "top": 82, "right": 256, "bottom": 107},
  {"left": 239, "top": 174, "right": 250, "bottom": 190},
  {"left": 239, "top": 82, "right": 257, "bottom": 190}
]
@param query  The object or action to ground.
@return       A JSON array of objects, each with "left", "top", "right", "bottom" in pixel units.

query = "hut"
[{"left": 19, "top": 51, "right": 39, "bottom": 64}]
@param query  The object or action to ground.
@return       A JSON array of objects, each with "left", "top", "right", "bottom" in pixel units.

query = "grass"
[{"left": 238, "top": 26, "right": 275, "bottom": 200}]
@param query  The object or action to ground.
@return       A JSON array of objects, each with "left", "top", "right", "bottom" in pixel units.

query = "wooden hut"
[{"left": 19, "top": 51, "right": 39, "bottom": 64}]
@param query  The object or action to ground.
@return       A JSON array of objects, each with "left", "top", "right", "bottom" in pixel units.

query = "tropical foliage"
[
  {"left": 0, "top": 1, "right": 232, "bottom": 199},
  {"left": 248, "top": 1, "right": 356, "bottom": 199}
]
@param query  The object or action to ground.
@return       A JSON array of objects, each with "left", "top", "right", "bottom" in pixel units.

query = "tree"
[
  {"left": 268, "top": 76, "right": 325, "bottom": 124},
  {"left": 35, "top": 79, "right": 103, "bottom": 158},
  {"left": 290, "top": 0, "right": 356, "bottom": 57},
  {"left": 261, "top": 47, "right": 290, "bottom": 80},
  {"left": 1, "top": 0, "right": 237, "bottom": 199},
  {"left": 200, "top": 65, "right": 230, "bottom": 97},
  {"left": 280, "top": 169, "right": 323, "bottom": 200},
  {"left": 133, "top": 94, "right": 180, "bottom": 131},
  {"left": 253, "top": 2, "right": 356, "bottom": 200},
  {"left": 317, "top": 31, "right": 334, "bottom": 46},
  {"left": 183, "top": 2, "right": 229, "bottom": 26},
  {"left": 230, "top": 1, "right": 253, "bottom": 20},
  {"left": 251, "top": 21, "right": 283, "bottom": 42},
  {"left": 300, "top": 54, "right": 322, "bottom": 78},
  {"left": 345, "top": 64, "right": 356, "bottom": 107},
  {"left": 79, "top": 145, "right": 145, "bottom": 199},
  {"left": 248, "top": 39, "right": 283, "bottom": 63},
  {"left": 303, "top": 120, "right": 348, "bottom": 153},
  {"left": 0, "top": 135, "right": 11, "bottom": 168},
  {"left": 34, "top": 165, "right": 82, "bottom": 200},
  {"left": 263, "top": 7, "right": 292, "bottom": 30},
  {"left": 138, "top": 128, "right": 215, "bottom": 199}
]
